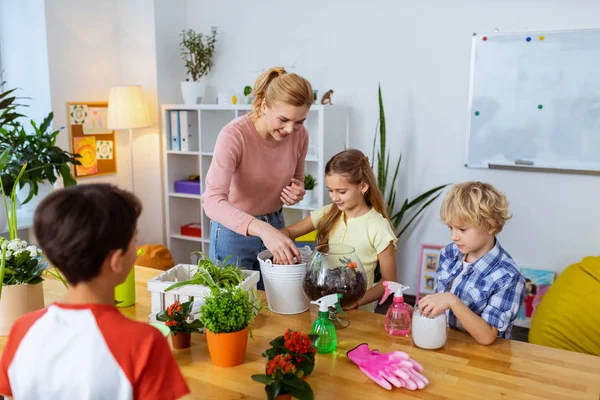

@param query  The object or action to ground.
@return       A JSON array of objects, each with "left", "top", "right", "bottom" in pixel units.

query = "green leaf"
[
  {"left": 59, "top": 163, "right": 77, "bottom": 186},
  {"left": 398, "top": 191, "right": 444, "bottom": 237},
  {"left": 251, "top": 374, "right": 273, "bottom": 385}
]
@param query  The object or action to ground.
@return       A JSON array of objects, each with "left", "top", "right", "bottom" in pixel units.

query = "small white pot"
[
  {"left": 181, "top": 80, "right": 207, "bottom": 104},
  {"left": 17, "top": 181, "right": 55, "bottom": 213},
  {"left": 298, "top": 189, "right": 314, "bottom": 207}
]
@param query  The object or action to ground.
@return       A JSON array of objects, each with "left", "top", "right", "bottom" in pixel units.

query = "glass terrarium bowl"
[{"left": 302, "top": 244, "right": 367, "bottom": 328}]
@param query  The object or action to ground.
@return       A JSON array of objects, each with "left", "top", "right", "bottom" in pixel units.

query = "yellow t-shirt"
[{"left": 310, "top": 206, "right": 398, "bottom": 311}]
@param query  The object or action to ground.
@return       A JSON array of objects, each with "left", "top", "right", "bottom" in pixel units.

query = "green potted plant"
[
  {"left": 165, "top": 253, "right": 243, "bottom": 292},
  {"left": 180, "top": 27, "right": 218, "bottom": 104},
  {"left": 371, "top": 84, "right": 448, "bottom": 281},
  {"left": 299, "top": 174, "right": 317, "bottom": 207},
  {"left": 156, "top": 300, "right": 204, "bottom": 349},
  {"left": 243, "top": 85, "right": 253, "bottom": 104},
  {"left": 251, "top": 353, "right": 314, "bottom": 400},
  {"left": 0, "top": 85, "right": 81, "bottom": 212},
  {"left": 201, "top": 285, "right": 261, "bottom": 367}
]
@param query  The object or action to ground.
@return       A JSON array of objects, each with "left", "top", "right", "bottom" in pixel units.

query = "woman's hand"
[
  {"left": 260, "top": 224, "right": 302, "bottom": 265},
  {"left": 417, "top": 293, "right": 458, "bottom": 318},
  {"left": 280, "top": 178, "right": 305, "bottom": 206}
]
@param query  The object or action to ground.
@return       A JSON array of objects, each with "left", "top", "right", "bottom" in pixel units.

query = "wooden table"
[{"left": 2, "top": 266, "right": 600, "bottom": 399}]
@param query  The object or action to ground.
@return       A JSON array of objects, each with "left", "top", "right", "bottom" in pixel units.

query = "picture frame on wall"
[
  {"left": 67, "top": 101, "right": 117, "bottom": 178},
  {"left": 416, "top": 243, "right": 444, "bottom": 301}
]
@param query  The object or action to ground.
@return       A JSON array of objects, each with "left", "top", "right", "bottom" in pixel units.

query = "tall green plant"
[
  {"left": 372, "top": 84, "right": 448, "bottom": 280},
  {"left": 180, "top": 27, "right": 218, "bottom": 82}
]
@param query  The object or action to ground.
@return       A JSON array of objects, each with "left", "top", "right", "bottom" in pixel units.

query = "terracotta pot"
[
  {"left": 171, "top": 332, "right": 191, "bottom": 349},
  {"left": 205, "top": 326, "right": 249, "bottom": 367},
  {"left": 274, "top": 393, "right": 291, "bottom": 400},
  {"left": 0, "top": 283, "right": 45, "bottom": 335}
]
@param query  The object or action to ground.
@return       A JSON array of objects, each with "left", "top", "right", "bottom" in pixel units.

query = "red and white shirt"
[{"left": 0, "top": 303, "right": 190, "bottom": 399}]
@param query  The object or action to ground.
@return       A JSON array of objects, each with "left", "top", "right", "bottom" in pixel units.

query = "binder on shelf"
[
  {"left": 169, "top": 111, "right": 180, "bottom": 151},
  {"left": 179, "top": 111, "right": 199, "bottom": 152}
]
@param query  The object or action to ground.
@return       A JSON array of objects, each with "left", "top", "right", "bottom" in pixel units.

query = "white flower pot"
[
  {"left": 181, "top": 80, "right": 207, "bottom": 104},
  {"left": 298, "top": 189, "right": 314, "bottom": 207},
  {"left": 17, "top": 181, "right": 55, "bottom": 213},
  {"left": 0, "top": 283, "right": 45, "bottom": 335}
]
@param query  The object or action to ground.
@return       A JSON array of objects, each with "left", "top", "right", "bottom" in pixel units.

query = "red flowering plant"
[
  {"left": 156, "top": 300, "right": 203, "bottom": 335},
  {"left": 251, "top": 354, "right": 313, "bottom": 400},
  {"left": 263, "top": 330, "right": 319, "bottom": 378}
]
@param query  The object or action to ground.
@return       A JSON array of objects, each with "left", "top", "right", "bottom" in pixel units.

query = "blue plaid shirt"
[{"left": 435, "top": 240, "right": 525, "bottom": 339}]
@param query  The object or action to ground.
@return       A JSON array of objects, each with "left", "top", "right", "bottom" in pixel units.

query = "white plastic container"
[
  {"left": 146, "top": 263, "right": 260, "bottom": 323},
  {"left": 411, "top": 305, "right": 447, "bottom": 350},
  {"left": 257, "top": 247, "right": 313, "bottom": 315}
]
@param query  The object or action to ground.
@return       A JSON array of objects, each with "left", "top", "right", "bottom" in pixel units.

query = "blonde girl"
[
  {"left": 204, "top": 67, "right": 313, "bottom": 288},
  {"left": 280, "top": 149, "right": 398, "bottom": 311}
]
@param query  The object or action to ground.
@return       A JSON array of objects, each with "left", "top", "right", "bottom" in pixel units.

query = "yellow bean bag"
[{"left": 529, "top": 256, "right": 600, "bottom": 356}]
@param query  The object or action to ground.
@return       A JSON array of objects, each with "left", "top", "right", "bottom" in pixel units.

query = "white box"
[{"left": 147, "top": 264, "right": 260, "bottom": 323}]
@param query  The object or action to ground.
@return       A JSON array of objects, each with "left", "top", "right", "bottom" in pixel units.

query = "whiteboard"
[{"left": 466, "top": 29, "right": 600, "bottom": 174}]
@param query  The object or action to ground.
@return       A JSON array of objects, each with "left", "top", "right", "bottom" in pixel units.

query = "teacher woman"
[{"left": 203, "top": 66, "right": 313, "bottom": 284}]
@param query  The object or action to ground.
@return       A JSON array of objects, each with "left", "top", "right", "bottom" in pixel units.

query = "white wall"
[
  {"left": 0, "top": 0, "right": 52, "bottom": 123},
  {"left": 177, "top": 0, "right": 600, "bottom": 294},
  {"left": 44, "top": 0, "right": 164, "bottom": 245}
]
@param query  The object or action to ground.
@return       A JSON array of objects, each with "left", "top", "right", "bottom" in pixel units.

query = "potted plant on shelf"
[
  {"left": 251, "top": 353, "right": 314, "bottom": 400},
  {"left": 156, "top": 299, "right": 204, "bottom": 349},
  {"left": 243, "top": 85, "right": 253, "bottom": 104},
  {"left": 179, "top": 27, "right": 218, "bottom": 104},
  {"left": 201, "top": 285, "right": 261, "bottom": 367},
  {"left": 262, "top": 329, "right": 318, "bottom": 379},
  {"left": 298, "top": 174, "right": 316, "bottom": 207}
]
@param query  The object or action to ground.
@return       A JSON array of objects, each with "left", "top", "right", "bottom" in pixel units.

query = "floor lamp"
[{"left": 107, "top": 85, "right": 152, "bottom": 193}]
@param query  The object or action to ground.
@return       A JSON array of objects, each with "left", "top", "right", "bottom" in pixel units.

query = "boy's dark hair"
[{"left": 34, "top": 184, "right": 142, "bottom": 285}]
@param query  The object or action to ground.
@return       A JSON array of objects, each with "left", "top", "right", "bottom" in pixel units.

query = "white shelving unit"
[{"left": 161, "top": 104, "right": 349, "bottom": 264}]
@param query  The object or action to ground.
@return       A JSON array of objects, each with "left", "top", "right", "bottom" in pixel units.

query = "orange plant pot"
[
  {"left": 171, "top": 332, "right": 191, "bottom": 349},
  {"left": 0, "top": 283, "right": 45, "bottom": 335},
  {"left": 206, "top": 326, "right": 249, "bottom": 367},
  {"left": 274, "top": 393, "right": 291, "bottom": 400}
]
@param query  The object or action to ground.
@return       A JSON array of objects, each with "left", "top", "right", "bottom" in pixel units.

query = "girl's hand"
[
  {"left": 343, "top": 303, "right": 359, "bottom": 311},
  {"left": 280, "top": 178, "right": 305, "bottom": 206},
  {"left": 417, "top": 293, "right": 458, "bottom": 318}
]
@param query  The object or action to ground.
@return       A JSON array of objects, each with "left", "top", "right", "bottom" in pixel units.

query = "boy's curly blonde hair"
[{"left": 440, "top": 181, "right": 511, "bottom": 234}]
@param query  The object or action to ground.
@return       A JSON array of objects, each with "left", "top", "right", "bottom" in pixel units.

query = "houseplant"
[
  {"left": 0, "top": 85, "right": 81, "bottom": 210},
  {"left": 180, "top": 27, "right": 218, "bottom": 104},
  {"left": 299, "top": 174, "right": 316, "bottom": 207},
  {"left": 156, "top": 299, "right": 204, "bottom": 349},
  {"left": 251, "top": 353, "right": 314, "bottom": 400},
  {"left": 371, "top": 84, "right": 448, "bottom": 281},
  {"left": 165, "top": 253, "right": 243, "bottom": 292},
  {"left": 201, "top": 285, "right": 261, "bottom": 367},
  {"left": 243, "top": 85, "right": 253, "bottom": 104},
  {"left": 262, "top": 330, "right": 318, "bottom": 379}
]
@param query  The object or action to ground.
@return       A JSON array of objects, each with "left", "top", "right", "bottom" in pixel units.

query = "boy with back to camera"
[
  {"left": 418, "top": 182, "right": 525, "bottom": 345},
  {"left": 0, "top": 184, "right": 190, "bottom": 399}
]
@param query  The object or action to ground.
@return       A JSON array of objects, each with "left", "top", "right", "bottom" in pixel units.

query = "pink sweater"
[{"left": 203, "top": 114, "right": 308, "bottom": 235}]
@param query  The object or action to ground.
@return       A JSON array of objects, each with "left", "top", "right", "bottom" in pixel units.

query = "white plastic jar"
[{"left": 411, "top": 305, "right": 447, "bottom": 350}]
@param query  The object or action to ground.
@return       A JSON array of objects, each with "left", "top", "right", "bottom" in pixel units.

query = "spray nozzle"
[
  {"left": 311, "top": 294, "right": 340, "bottom": 312},
  {"left": 379, "top": 281, "right": 409, "bottom": 305}
]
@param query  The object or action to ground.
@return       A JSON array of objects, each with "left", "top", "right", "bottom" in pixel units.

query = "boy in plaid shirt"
[{"left": 418, "top": 182, "right": 525, "bottom": 345}]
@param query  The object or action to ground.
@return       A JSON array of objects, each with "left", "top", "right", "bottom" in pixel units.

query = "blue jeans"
[{"left": 209, "top": 209, "right": 284, "bottom": 290}]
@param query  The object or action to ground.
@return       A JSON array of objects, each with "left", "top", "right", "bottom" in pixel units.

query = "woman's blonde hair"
[
  {"left": 440, "top": 181, "right": 511, "bottom": 234},
  {"left": 250, "top": 66, "right": 313, "bottom": 117},
  {"left": 316, "top": 149, "right": 391, "bottom": 245}
]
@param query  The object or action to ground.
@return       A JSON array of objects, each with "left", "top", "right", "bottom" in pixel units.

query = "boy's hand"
[{"left": 418, "top": 293, "right": 458, "bottom": 318}]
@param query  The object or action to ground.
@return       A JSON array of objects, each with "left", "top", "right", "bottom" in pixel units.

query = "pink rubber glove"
[{"left": 347, "top": 343, "right": 429, "bottom": 391}]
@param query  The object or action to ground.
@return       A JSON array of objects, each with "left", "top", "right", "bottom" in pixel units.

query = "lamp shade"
[{"left": 107, "top": 85, "right": 152, "bottom": 129}]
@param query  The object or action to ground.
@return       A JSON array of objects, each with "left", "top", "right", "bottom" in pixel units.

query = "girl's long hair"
[{"left": 316, "top": 149, "right": 390, "bottom": 245}]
